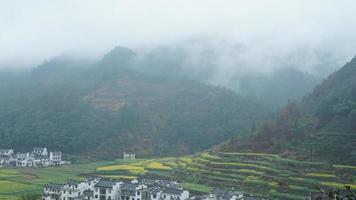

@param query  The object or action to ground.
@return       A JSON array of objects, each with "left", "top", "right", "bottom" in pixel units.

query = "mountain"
[
  {"left": 0, "top": 47, "right": 269, "bottom": 158},
  {"left": 221, "top": 56, "right": 356, "bottom": 164},
  {"left": 130, "top": 44, "right": 323, "bottom": 110},
  {"left": 238, "top": 67, "right": 321, "bottom": 110}
]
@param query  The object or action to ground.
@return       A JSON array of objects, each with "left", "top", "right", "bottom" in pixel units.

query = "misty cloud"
[{"left": 0, "top": 0, "right": 356, "bottom": 74}]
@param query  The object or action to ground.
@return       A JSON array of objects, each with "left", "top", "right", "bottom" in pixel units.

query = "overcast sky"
[{"left": 1, "top": 0, "right": 356, "bottom": 71}]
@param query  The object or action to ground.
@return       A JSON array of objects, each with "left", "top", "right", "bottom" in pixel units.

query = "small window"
[
  {"left": 153, "top": 194, "right": 157, "bottom": 199},
  {"left": 163, "top": 195, "right": 166, "bottom": 198},
  {"left": 137, "top": 191, "right": 140, "bottom": 195},
  {"left": 95, "top": 195, "right": 98, "bottom": 198}
]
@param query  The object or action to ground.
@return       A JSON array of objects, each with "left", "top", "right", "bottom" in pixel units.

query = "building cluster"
[
  {"left": 43, "top": 178, "right": 263, "bottom": 200},
  {"left": 0, "top": 147, "right": 69, "bottom": 168}
]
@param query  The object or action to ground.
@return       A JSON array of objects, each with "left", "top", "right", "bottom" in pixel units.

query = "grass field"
[{"left": 0, "top": 152, "right": 355, "bottom": 200}]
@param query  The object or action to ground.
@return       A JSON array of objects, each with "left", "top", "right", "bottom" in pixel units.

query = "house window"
[
  {"left": 132, "top": 198, "right": 134, "bottom": 200},
  {"left": 153, "top": 194, "right": 157, "bottom": 199},
  {"left": 137, "top": 192, "right": 140, "bottom": 195},
  {"left": 163, "top": 195, "right": 166, "bottom": 198},
  {"left": 108, "top": 189, "right": 111, "bottom": 193},
  {"left": 95, "top": 195, "right": 98, "bottom": 198},
  {"left": 100, "top": 189, "right": 106, "bottom": 194}
]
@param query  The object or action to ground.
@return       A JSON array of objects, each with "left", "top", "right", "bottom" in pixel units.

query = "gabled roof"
[
  {"left": 0, "top": 149, "right": 13, "bottom": 152},
  {"left": 121, "top": 183, "right": 138, "bottom": 190},
  {"left": 162, "top": 188, "right": 183, "bottom": 195},
  {"left": 46, "top": 183, "right": 63, "bottom": 190},
  {"left": 33, "top": 147, "right": 47, "bottom": 151},
  {"left": 65, "top": 180, "right": 81, "bottom": 186},
  {"left": 309, "top": 192, "right": 328, "bottom": 200},
  {"left": 147, "top": 187, "right": 162, "bottom": 195},
  {"left": 95, "top": 180, "right": 117, "bottom": 188},
  {"left": 244, "top": 197, "right": 262, "bottom": 200}
]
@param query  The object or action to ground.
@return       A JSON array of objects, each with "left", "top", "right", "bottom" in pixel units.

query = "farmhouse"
[
  {"left": 0, "top": 149, "right": 14, "bottom": 156},
  {"left": 34, "top": 147, "right": 49, "bottom": 156},
  {"left": 94, "top": 180, "right": 122, "bottom": 200},
  {"left": 123, "top": 152, "right": 136, "bottom": 160},
  {"left": 120, "top": 182, "right": 148, "bottom": 200},
  {"left": 43, "top": 184, "right": 63, "bottom": 200},
  {"left": 161, "top": 188, "right": 189, "bottom": 200},
  {"left": 202, "top": 189, "right": 263, "bottom": 200}
]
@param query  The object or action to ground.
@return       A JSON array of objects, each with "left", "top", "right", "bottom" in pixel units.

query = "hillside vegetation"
[
  {"left": 222, "top": 56, "right": 356, "bottom": 164},
  {"left": 0, "top": 46, "right": 269, "bottom": 157}
]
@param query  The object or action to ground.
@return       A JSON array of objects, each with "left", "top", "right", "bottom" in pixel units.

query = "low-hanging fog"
[{"left": 1, "top": 0, "right": 356, "bottom": 108}]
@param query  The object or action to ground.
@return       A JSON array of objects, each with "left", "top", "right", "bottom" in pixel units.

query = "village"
[
  {"left": 0, "top": 147, "right": 70, "bottom": 168},
  {"left": 43, "top": 177, "right": 265, "bottom": 200},
  {"left": 42, "top": 152, "right": 264, "bottom": 200}
]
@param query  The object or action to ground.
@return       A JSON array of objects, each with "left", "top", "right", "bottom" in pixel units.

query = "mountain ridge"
[{"left": 221, "top": 56, "right": 356, "bottom": 164}]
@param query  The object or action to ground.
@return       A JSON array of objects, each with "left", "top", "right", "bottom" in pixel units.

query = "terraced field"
[
  {"left": 0, "top": 161, "right": 116, "bottom": 200},
  {"left": 181, "top": 152, "right": 356, "bottom": 199},
  {"left": 0, "top": 152, "right": 355, "bottom": 200},
  {"left": 90, "top": 152, "right": 356, "bottom": 200}
]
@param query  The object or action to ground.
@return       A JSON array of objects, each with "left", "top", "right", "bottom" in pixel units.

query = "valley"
[{"left": 1, "top": 152, "right": 355, "bottom": 200}]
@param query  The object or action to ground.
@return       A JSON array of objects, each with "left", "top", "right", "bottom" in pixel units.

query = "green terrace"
[{"left": 0, "top": 152, "right": 355, "bottom": 200}]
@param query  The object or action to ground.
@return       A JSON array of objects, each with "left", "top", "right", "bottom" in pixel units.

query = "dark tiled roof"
[
  {"left": 121, "top": 183, "right": 138, "bottom": 190},
  {"left": 0, "top": 149, "right": 12, "bottom": 152},
  {"left": 148, "top": 187, "right": 162, "bottom": 194},
  {"left": 162, "top": 188, "right": 183, "bottom": 195},
  {"left": 309, "top": 192, "right": 328, "bottom": 200},
  {"left": 95, "top": 180, "right": 117, "bottom": 188},
  {"left": 46, "top": 184, "right": 63, "bottom": 190},
  {"left": 66, "top": 180, "right": 81, "bottom": 186},
  {"left": 244, "top": 197, "right": 262, "bottom": 200}
]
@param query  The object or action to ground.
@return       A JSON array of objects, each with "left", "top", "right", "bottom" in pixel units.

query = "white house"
[
  {"left": 123, "top": 152, "right": 135, "bottom": 160},
  {"left": 94, "top": 180, "right": 122, "bottom": 200},
  {"left": 50, "top": 152, "right": 62, "bottom": 165},
  {"left": 43, "top": 184, "right": 63, "bottom": 200},
  {"left": 161, "top": 188, "right": 189, "bottom": 200},
  {"left": 120, "top": 183, "right": 149, "bottom": 200},
  {"left": 33, "top": 147, "right": 49, "bottom": 156},
  {"left": 0, "top": 149, "right": 14, "bottom": 156},
  {"left": 202, "top": 189, "right": 249, "bottom": 200},
  {"left": 147, "top": 187, "right": 162, "bottom": 200},
  {"left": 61, "top": 180, "right": 89, "bottom": 200}
]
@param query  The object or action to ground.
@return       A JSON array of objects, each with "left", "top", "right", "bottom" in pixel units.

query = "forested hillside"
[
  {"left": 0, "top": 47, "right": 269, "bottom": 158},
  {"left": 222, "top": 56, "right": 356, "bottom": 164}
]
